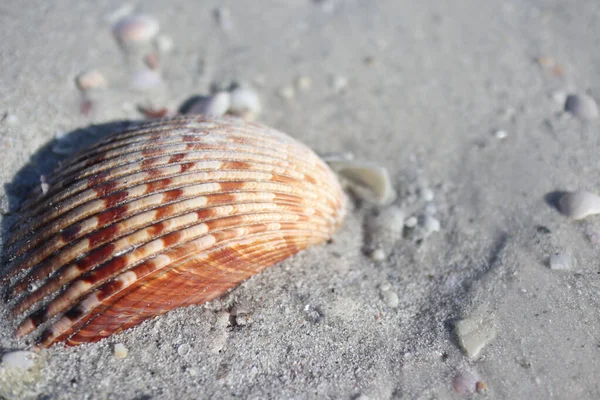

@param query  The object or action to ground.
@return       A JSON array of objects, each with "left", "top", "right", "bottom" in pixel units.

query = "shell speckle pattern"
[{"left": 1, "top": 116, "right": 346, "bottom": 348}]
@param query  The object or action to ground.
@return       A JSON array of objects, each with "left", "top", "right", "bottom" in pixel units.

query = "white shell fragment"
[
  {"left": 75, "top": 70, "right": 107, "bottom": 91},
  {"left": 228, "top": 86, "right": 261, "bottom": 119},
  {"left": 184, "top": 92, "right": 231, "bottom": 117},
  {"left": 364, "top": 206, "right": 405, "bottom": 257},
  {"left": 380, "top": 290, "right": 399, "bottom": 308},
  {"left": 558, "top": 191, "right": 600, "bottom": 220},
  {"left": 548, "top": 252, "right": 574, "bottom": 271},
  {"left": 1, "top": 351, "right": 37, "bottom": 370},
  {"left": 564, "top": 93, "right": 599, "bottom": 120},
  {"left": 326, "top": 159, "right": 396, "bottom": 206},
  {"left": 454, "top": 314, "right": 496, "bottom": 359},
  {"left": 114, "top": 343, "right": 128, "bottom": 359},
  {"left": 112, "top": 14, "right": 160, "bottom": 46}
]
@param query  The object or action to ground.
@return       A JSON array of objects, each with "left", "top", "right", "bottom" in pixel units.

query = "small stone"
[
  {"left": 295, "top": 75, "right": 312, "bottom": 91},
  {"left": 75, "top": 69, "right": 107, "bottom": 91},
  {"left": 422, "top": 215, "right": 440, "bottom": 235},
  {"left": 551, "top": 91, "right": 567, "bottom": 105},
  {"left": 177, "top": 343, "right": 190, "bottom": 357},
  {"left": 114, "top": 343, "right": 128, "bottom": 358},
  {"left": 454, "top": 314, "right": 496, "bottom": 359},
  {"left": 1, "top": 351, "right": 37, "bottom": 370},
  {"left": 188, "top": 368, "right": 198, "bottom": 377},
  {"left": 229, "top": 85, "right": 261, "bottom": 119},
  {"left": 452, "top": 370, "right": 478, "bottom": 395},
  {"left": 370, "top": 248, "right": 386, "bottom": 261},
  {"left": 404, "top": 216, "right": 418, "bottom": 228},
  {"left": 421, "top": 188, "right": 434, "bottom": 202},
  {"left": 494, "top": 129, "right": 508, "bottom": 139},
  {"left": 235, "top": 313, "right": 253, "bottom": 326},
  {"left": 564, "top": 93, "right": 599, "bottom": 120},
  {"left": 330, "top": 75, "right": 348, "bottom": 93},
  {"left": 558, "top": 191, "right": 600, "bottom": 220},
  {"left": 2, "top": 113, "right": 18, "bottom": 125},
  {"left": 380, "top": 290, "right": 399, "bottom": 308},
  {"left": 476, "top": 381, "right": 488, "bottom": 394},
  {"left": 112, "top": 14, "right": 160, "bottom": 46},
  {"left": 131, "top": 68, "right": 162, "bottom": 91},
  {"left": 548, "top": 252, "right": 574, "bottom": 270},
  {"left": 278, "top": 85, "right": 295, "bottom": 101},
  {"left": 156, "top": 35, "right": 174, "bottom": 53},
  {"left": 184, "top": 92, "right": 231, "bottom": 117}
]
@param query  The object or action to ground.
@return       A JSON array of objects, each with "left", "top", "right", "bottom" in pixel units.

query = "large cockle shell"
[{"left": 2, "top": 116, "right": 346, "bottom": 347}]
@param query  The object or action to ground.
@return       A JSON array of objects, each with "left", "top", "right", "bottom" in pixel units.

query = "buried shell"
[{"left": 1, "top": 116, "right": 346, "bottom": 347}]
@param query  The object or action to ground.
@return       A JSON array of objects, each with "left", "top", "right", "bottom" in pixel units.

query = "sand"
[{"left": 1, "top": 0, "right": 599, "bottom": 398}]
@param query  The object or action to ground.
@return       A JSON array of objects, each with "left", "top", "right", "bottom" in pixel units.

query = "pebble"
[
  {"left": 229, "top": 85, "right": 261, "bottom": 119},
  {"left": 131, "top": 68, "right": 162, "bottom": 91},
  {"left": 330, "top": 75, "right": 348, "bottom": 93},
  {"left": 112, "top": 14, "right": 160, "bottom": 46},
  {"left": 177, "top": 343, "right": 190, "bottom": 357},
  {"left": 370, "top": 248, "right": 386, "bottom": 261},
  {"left": 422, "top": 215, "right": 440, "bottom": 235},
  {"left": 114, "top": 343, "right": 128, "bottom": 359},
  {"left": 185, "top": 92, "right": 231, "bottom": 117},
  {"left": 564, "top": 93, "right": 599, "bottom": 120},
  {"left": 380, "top": 289, "right": 399, "bottom": 308},
  {"left": 1, "top": 351, "right": 37, "bottom": 370},
  {"left": 404, "top": 216, "right": 418, "bottom": 228},
  {"left": 493, "top": 129, "right": 508, "bottom": 140},
  {"left": 558, "top": 191, "right": 600, "bottom": 220},
  {"left": 548, "top": 252, "right": 574, "bottom": 270},
  {"left": 75, "top": 69, "right": 107, "bottom": 91},
  {"left": 454, "top": 314, "right": 496, "bottom": 359},
  {"left": 295, "top": 75, "right": 312, "bottom": 91},
  {"left": 278, "top": 85, "right": 295, "bottom": 101},
  {"left": 156, "top": 35, "right": 174, "bottom": 53}
]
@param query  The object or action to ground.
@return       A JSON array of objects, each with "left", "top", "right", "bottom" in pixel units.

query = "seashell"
[
  {"left": 112, "top": 14, "right": 160, "bottom": 46},
  {"left": 75, "top": 69, "right": 107, "bottom": 91},
  {"left": 1, "top": 116, "right": 346, "bottom": 348},
  {"left": 558, "top": 190, "right": 600, "bottom": 220},
  {"left": 182, "top": 92, "right": 231, "bottom": 117}
]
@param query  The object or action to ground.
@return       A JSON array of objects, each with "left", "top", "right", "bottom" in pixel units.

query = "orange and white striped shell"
[{"left": 1, "top": 116, "right": 346, "bottom": 348}]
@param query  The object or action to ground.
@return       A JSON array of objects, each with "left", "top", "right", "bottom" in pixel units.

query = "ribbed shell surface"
[{"left": 2, "top": 116, "right": 346, "bottom": 348}]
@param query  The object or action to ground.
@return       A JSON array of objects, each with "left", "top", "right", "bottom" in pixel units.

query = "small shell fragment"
[
  {"left": 454, "top": 314, "right": 496, "bottom": 359},
  {"left": 228, "top": 86, "right": 261, "bottom": 119},
  {"left": 75, "top": 70, "right": 107, "bottom": 91},
  {"left": 131, "top": 68, "right": 162, "bottom": 91},
  {"left": 326, "top": 159, "right": 396, "bottom": 206},
  {"left": 548, "top": 252, "right": 574, "bottom": 270},
  {"left": 112, "top": 14, "right": 160, "bottom": 46},
  {"left": 1, "top": 351, "right": 37, "bottom": 370},
  {"left": 114, "top": 343, "right": 128, "bottom": 359},
  {"left": 558, "top": 191, "right": 600, "bottom": 220}
]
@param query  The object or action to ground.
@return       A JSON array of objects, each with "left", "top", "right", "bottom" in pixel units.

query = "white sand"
[{"left": 1, "top": 0, "right": 600, "bottom": 398}]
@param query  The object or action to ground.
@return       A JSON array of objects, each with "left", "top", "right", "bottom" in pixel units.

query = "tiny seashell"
[
  {"left": 228, "top": 86, "right": 261, "bottom": 119},
  {"left": 558, "top": 191, "right": 600, "bottom": 220},
  {"left": 183, "top": 92, "right": 231, "bottom": 117},
  {"left": 326, "top": 159, "right": 396, "bottom": 206},
  {"left": 564, "top": 93, "right": 599, "bottom": 120},
  {"left": 2, "top": 116, "right": 346, "bottom": 348},
  {"left": 75, "top": 70, "right": 107, "bottom": 91},
  {"left": 114, "top": 343, "right": 128, "bottom": 358},
  {"left": 112, "top": 14, "right": 160, "bottom": 46}
]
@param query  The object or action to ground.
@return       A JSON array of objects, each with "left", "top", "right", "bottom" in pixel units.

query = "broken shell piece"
[
  {"left": 454, "top": 314, "right": 496, "bottom": 359},
  {"left": 326, "top": 159, "right": 396, "bottom": 205},
  {"left": 558, "top": 191, "right": 600, "bottom": 220},
  {"left": 182, "top": 92, "right": 231, "bottom": 117},
  {"left": 112, "top": 14, "right": 160, "bottom": 46},
  {"left": 1, "top": 350, "right": 37, "bottom": 370},
  {"left": 114, "top": 343, "right": 128, "bottom": 358},
  {"left": 75, "top": 70, "right": 107, "bottom": 91},
  {"left": 228, "top": 86, "right": 261, "bottom": 119},
  {"left": 548, "top": 252, "right": 574, "bottom": 270},
  {"left": 364, "top": 206, "right": 405, "bottom": 256}
]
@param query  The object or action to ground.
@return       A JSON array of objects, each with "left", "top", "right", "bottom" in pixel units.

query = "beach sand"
[{"left": 1, "top": 1, "right": 599, "bottom": 398}]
